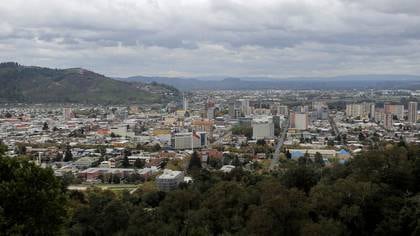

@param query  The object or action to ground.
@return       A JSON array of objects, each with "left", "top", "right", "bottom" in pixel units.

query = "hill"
[
  {"left": 0, "top": 62, "right": 180, "bottom": 104},
  {"left": 119, "top": 74, "right": 420, "bottom": 91}
]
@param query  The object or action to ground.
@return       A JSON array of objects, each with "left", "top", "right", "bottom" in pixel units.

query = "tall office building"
[
  {"left": 408, "top": 101, "right": 418, "bottom": 124},
  {"left": 239, "top": 99, "right": 251, "bottom": 116},
  {"left": 183, "top": 94, "right": 188, "bottom": 111}
]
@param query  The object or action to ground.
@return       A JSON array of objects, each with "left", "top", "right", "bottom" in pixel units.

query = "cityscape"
[{"left": 1, "top": 0, "right": 420, "bottom": 235}]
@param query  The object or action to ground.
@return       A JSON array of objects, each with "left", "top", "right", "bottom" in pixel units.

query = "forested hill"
[{"left": 0, "top": 62, "right": 180, "bottom": 104}]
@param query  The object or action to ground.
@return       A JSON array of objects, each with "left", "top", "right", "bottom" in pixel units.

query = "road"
[
  {"left": 269, "top": 118, "right": 289, "bottom": 170},
  {"left": 328, "top": 113, "right": 345, "bottom": 145}
]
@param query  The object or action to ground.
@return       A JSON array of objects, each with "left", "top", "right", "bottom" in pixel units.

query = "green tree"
[
  {"left": 314, "top": 152, "right": 325, "bottom": 167},
  {"left": 42, "top": 122, "right": 49, "bottom": 131},
  {"left": 134, "top": 159, "right": 146, "bottom": 169},
  {"left": 0, "top": 142, "right": 7, "bottom": 156},
  {"left": 0, "top": 157, "right": 67, "bottom": 234},
  {"left": 122, "top": 156, "right": 130, "bottom": 168},
  {"left": 64, "top": 145, "right": 73, "bottom": 162},
  {"left": 188, "top": 151, "right": 202, "bottom": 171}
]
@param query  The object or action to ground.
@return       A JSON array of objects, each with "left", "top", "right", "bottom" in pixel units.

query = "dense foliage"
[
  {"left": 1, "top": 142, "right": 420, "bottom": 235},
  {"left": 231, "top": 124, "right": 253, "bottom": 139},
  {"left": 0, "top": 146, "right": 68, "bottom": 235}
]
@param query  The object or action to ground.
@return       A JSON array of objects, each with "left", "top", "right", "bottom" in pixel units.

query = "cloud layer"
[{"left": 1, "top": 0, "right": 420, "bottom": 78}]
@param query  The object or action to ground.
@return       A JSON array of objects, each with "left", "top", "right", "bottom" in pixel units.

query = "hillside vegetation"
[{"left": 0, "top": 62, "right": 180, "bottom": 104}]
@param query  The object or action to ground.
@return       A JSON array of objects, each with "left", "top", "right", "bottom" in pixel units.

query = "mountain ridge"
[
  {"left": 0, "top": 62, "right": 180, "bottom": 104},
  {"left": 117, "top": 74, "right": 420, "bottom": 91}
]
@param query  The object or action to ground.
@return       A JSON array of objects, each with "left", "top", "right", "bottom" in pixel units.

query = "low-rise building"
[{"left": 156, "top": 169, "right": 184, "bottom": 191}]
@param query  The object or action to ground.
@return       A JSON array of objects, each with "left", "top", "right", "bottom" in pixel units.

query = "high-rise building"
[
  {"left": 205, "top": 98, "right": 215, "bottom": 119},
  {"left": 290, "top": 112, "right": 309, "bottom": 130},
  {"left": 368, "top": 103, "right": 375, "bottom": 120},
  {"left": 252, "top": 116, "right": 275, "bottom": 140},
  {"left": 278, "top": 105, "right": 289, "bottom": 116},
  {"left": 63, "top": 108, "right": 73, "bottom": 121},
  {"left": 408, "top": 101, "right": 418, "bottom": 124},
  {"left": 384, "top": 113, "right": 393, "bottom": 130},
  {"left": 384, "top": 103, "right": 404, "bottom": 120},
  {"left": 239, "top": 99, "right": 251, "bottom": 116},
  {"left": 183, "top": 94, "right": 188, "bottom": 111},
  {"left": 345, "top": 102, "right": 374, "bottom": 119}
]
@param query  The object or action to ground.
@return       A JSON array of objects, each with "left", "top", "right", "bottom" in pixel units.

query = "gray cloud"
[{"left": 0, "top": 0, "right": 420, "bottom": 77}]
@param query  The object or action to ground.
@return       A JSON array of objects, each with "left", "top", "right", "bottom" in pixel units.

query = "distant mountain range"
[
  {"left": 118, "top": 74, "right": 420, "bottom": 91},
  {"left": 0, "top": 62, "right": 180, "bottom": 104}
]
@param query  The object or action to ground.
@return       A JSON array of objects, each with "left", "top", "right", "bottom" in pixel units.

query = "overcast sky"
[{"left": 1, "top": 0, "right": 420, "bottom": 78}]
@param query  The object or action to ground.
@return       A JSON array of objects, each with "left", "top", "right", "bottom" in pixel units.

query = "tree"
[
  {"left": 63, "top": 145, "right": 73, "bottom": 161},
  {"left": 152, "top": 143, "right": 161, "bottom": 152},
  {"left": 0, "top": 157, "right": 67, "bottom": 234},
  {"left": 134, "top": 159, "right": 145, "bottom": 169},
  {"left": 14, "top": 144, "right": 26, "bottom": 155},
  {"left": 282, "top": 165, "right": 320, "bottom": 193},
  {"left": 256, "top": 139, "right": 266, "bottom": 146},
  {"left": 122, "top": 155, "right": 130, "bottom": 168},
  {"left": 0, "top": 142, "right": 7, "bottom": 156},
  {"left": 231, "top": 124, "right": 253, "bottom": 139},
  {"left": 42, "top": 122, "right": 49, "bottom": 131},
  {"left": 314, "top": 152, "right": 325, "bottom": 167},
  {"left": 285, "top": 149, "right": 292, "bottom": 159},
  {"left": 188, "top": 151, "right": 202, "bottom": 171},
  {"left": 96, "top": 145, "right": 106, "bottom": 157}
]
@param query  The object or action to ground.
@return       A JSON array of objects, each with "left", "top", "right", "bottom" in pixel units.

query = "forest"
[{"left": 0, "top": 142, "right": 420, "bottom": 235}]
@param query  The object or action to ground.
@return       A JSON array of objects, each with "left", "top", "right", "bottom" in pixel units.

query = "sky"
[{"left": 1, "top": 0, "right": 420, "bottom": 78}]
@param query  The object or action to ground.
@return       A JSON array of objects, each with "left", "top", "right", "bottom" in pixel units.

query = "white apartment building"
[
  {"left": 172, "top": 132, "right": 207, "bottom": 150},
  {"left": 290, "top": 112, "right": 309, "bottom": 130},
  {"left": 252, "top": 116, "right": 275, "bottom": 140},
  {"left": 156, "top": 169, "right": 185, "bottom": 191}
]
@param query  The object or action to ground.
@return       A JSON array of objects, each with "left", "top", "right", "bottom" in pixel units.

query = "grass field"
[{"left": 68, "top": 184, "right": 139, "bottom": 192}]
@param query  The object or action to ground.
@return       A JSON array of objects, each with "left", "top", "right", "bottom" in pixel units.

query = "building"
[
  {"left": 408, "top": 101, "right": 418, "bottom": 124},
  {"left": 252, "top": 116, "right": 275, "bottom": 140},
  {"left": 156, "top": 169, "right": 184, "bottom": 191},
  {"left": 172, "top": 132, "right": 207, "bottom": 150},
  {"left": 272, "top": 104, "right": 288, "bottom": 116},
  {"left": 228, "top": 100, "right": 242, "bottom": 119},
  {"left": 384, "top": 113, "right": 393, "bottom": 130},
  {"left": 345, "top": 102, "right": 374, "bottom": 119},
  {"left": 205, "top": 98, "right": 216, "bottom": 119},
  {"left": 239, "top": 99, "right": 251, "bottom": 116},
  {"left": 369, "top": 103, "right": 376, "bottom": 120},
  {"left": 192, "top": 119, "right": 214, "bottom": 137},
  {"left": 74, "top": 156, "right": 99, "bottom": 169},
  {"left": 384, "top": 103, "right": 404, "bottom": 120},
  {"left": 289, "top": 149, "right": 337, "bottom": 159},
  {"left": 183, "top": 94, "right": 188, "bottom": 111},
  {"left": 63, "top": 108, "right": 73, "bottom": 121},
  {"left": 290, "top": 112, "right": 309, "bottom": 130}
]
